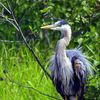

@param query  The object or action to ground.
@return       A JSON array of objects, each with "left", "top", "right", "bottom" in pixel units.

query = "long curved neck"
[
  {"left": 54, "top": 28, "right": 73, "bottom": 86},
  {"left": 56, "top": 29, "right": 72, "bottom": 53}
]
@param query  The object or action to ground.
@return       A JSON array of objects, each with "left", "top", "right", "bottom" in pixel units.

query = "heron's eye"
[{"left": 57, "top": 23, "right": 62, "bottom": 27}]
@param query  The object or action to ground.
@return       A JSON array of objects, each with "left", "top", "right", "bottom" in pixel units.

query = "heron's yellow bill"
[{"left": 41, "top": 25, "right": 56, "bottom": 29}]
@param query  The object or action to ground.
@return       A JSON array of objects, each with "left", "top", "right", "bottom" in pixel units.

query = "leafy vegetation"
[{"left": 0, "top": 0, "right": 99, "bottom": 100}]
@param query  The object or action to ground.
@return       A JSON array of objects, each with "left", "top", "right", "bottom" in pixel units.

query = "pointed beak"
[{"left": 41, "top": 24, "right": 56, "bottom": 29}]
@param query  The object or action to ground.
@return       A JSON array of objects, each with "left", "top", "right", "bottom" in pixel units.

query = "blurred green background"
[{"left": 0, "top": 0, "right": 99, "bottom": 100}]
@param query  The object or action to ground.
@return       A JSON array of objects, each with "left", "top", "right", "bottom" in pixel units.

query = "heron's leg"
[
  {"left": 76, "top": 96, "right": 78, "bottom": 100},
  {"left": 77, "top": 85, "right": 85, "bottom": 100},
  {"left": 69, "top": 95, "right": 78, "bottom": 100},
  {"left": 64, "top": 96, "right": 67, "bottom": 100}
]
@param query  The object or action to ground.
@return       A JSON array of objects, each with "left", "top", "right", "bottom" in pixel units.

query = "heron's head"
[{"left": 41, "top": 20, "right": 71, "bottom": 36}]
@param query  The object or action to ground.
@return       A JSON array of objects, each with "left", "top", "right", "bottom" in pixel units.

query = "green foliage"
[{"left": 0, "top": 0, "right": 99, "bottom": 100}]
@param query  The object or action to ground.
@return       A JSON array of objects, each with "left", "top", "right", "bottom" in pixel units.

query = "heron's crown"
[{"left": 54, "top": 20, "right": 68, "bottom": 26}]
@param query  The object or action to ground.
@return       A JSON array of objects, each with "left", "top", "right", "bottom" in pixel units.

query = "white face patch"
[
  {"left": 61, "top": 25, "right": 71, "bottom": 31},
  {"left": 54, "top": 21, "right": 61, "bottom": 26}
]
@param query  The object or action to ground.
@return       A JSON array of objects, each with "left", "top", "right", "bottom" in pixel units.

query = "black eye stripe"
[{"left": 59, "top": 20, "right": 67, "bottom": 25}]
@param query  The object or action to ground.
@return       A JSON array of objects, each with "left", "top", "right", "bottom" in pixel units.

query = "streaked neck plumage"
[
  {"left": 56, "top": 25, "right": 72, "bottom": 52},
  {"left": 55, "top": 25, "right": 73, "bottom": 88}
]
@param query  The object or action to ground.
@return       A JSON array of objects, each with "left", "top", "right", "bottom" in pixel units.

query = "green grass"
[{"left": 0, "top": 43, "right": 61, "bottom": 100}]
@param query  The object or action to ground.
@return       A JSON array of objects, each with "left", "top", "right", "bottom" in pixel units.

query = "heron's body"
[
  {"left": 50, "top": 49, "right": 88, "bottom": 100},
  {"left": 41, "top": 20, "right": 92, "bottom": 100}
]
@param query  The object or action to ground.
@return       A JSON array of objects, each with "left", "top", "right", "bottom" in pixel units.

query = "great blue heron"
[{"left": 41, "top": 20, "right": 92, "bottom": 100}]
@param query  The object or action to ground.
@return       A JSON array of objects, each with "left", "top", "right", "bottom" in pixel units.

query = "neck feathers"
[
  {"left": 56, "top": 25, "right": 72, "bottom": 50},
  {"left": 54, "top": 25, "right": 73, "bottom": 87},
  {"left": 61, "top": 25, "right": 72, "bottom": 46}
]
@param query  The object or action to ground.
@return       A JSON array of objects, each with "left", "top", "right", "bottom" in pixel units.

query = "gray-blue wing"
[
  {"left": 66, "top": 48, "right": 93, "bottom": 75},
  {"left": 66, "top": 48, "right": 93, "bottom": 99}
]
